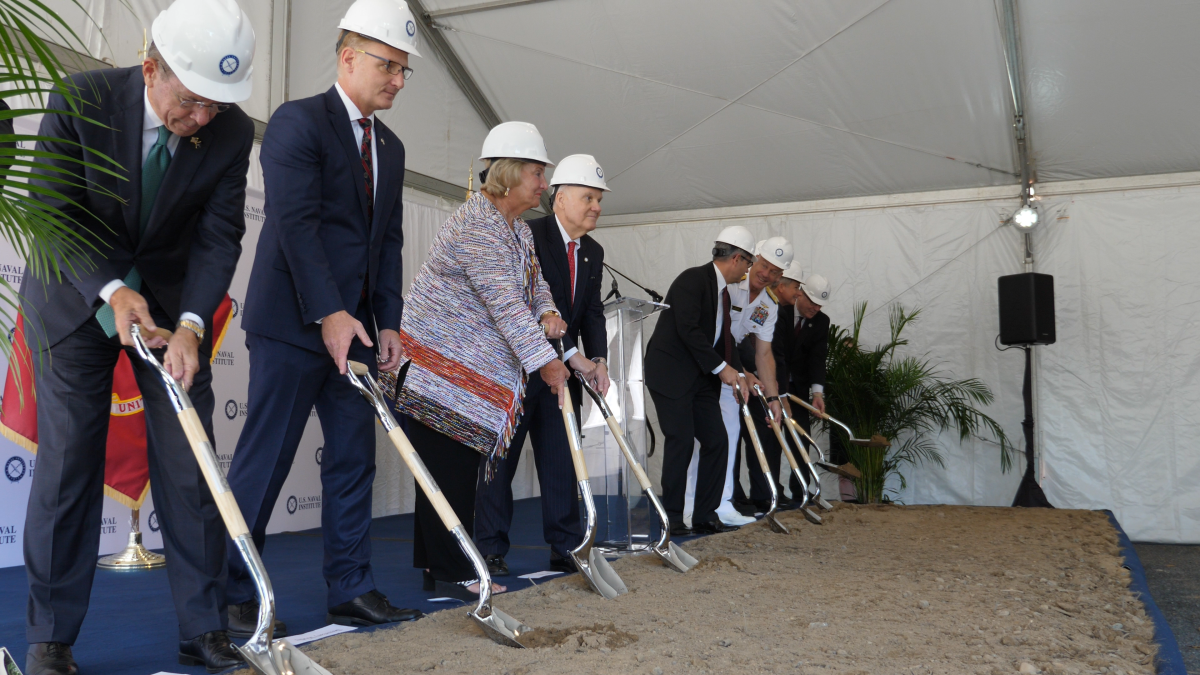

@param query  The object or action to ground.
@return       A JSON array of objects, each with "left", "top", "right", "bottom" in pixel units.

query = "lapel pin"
[
  {"left": 583, "top": 257, "right": 588, "bottom": 262},
  {"left": 190, "top": 137, "right": 202, "bottom": 149},
  {"left": 380, "top": 137, "right": 385, "bottom": 145}
]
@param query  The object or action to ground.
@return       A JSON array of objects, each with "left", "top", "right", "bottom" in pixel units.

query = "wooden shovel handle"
[
  {"left": 133, "top": 323, "right": 174, "bottom": 342},
  {"left": 787, "top": 393, "right": 829, "bottom": 420},
  {"left": 783, "top": 418, "right": 816, "bottom": 464},
  {"left": 767, "top": 417, "right": 802, "bottom": 471},
  {"left": 177, "top": 408, "right": 249, "bottom": 538},
  {"left": 604, "top": 417, "right": 653, "bottom": 491},
  {"left": 386, "top": 428, "right": 462, "bottom": 530},
  {"left": 561, "top": 388, "right": 589, "bottom": 481}
]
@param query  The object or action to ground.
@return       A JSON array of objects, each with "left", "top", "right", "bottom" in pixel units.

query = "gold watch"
[{"left": 178, "top": 319, "right": 205, "bottom": 340}]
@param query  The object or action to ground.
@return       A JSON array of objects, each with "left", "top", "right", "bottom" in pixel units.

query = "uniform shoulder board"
[{"left": 765, "top": 286, "right": 780, "bottom": 305}]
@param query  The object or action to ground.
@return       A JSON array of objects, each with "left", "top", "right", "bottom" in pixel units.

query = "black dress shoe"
[
  {"left": 328, "top": 589, "right": 422, "bottom": 625},
  {"left": 732, "top": 498, "right": 757, "bottom": 516},
  {"left": 693, "top": 519, "right": 740, "bottom": 534},
  {"left": 227, "top": 600, "right": 288, "bottom": 640},
  {"left": 178, "top": 630, "right": 242, "bottom": 674},
  {"left": 485, "top": 554, "right": 509, "bottom": 576},
  {"left": 669, "top": 523, "right": 693, "bottom": 537},
  {"left": 548, "top": 551, "right": 575, "bottom": 574},
  {"left": 26, "top": 643, "right": 78, "bottom": 675}
]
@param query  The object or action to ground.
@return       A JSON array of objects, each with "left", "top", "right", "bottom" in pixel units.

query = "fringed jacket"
[{"left": 395, "top": 193, "right": 558, "bottom": 465}]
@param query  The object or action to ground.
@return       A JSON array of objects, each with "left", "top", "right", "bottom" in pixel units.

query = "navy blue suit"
[
  {"left": 20, "top": 66, "right": 253, "bottom": 643},
  {"left": 474, "top": 215, "right": 606, "bottom": 560},
  {"left": 225, "top": 86, "right": 405, "bottom": 610}
]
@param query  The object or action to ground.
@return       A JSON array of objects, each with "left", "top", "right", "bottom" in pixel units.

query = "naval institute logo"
[
  {"left": 219, "top": 54, "right": 240, "bottom": 76},
  {"left": 286, "top": 495, "right": 298, "bottom": 515},
  {"left": 4, "top": 456, "right": 25, "bottom": 483},
  {"left": 148, "top": 510, "right": 160, "bottom": 533},
  {"left": 406, "top": 20, "right": 416, "bottom": 37},
  {"left": 225, "top": 400, "right": 239, "bottom": 420}
]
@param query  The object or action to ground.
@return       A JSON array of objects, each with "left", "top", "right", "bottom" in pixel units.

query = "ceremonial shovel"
[
  {"left": 575, "top": 373, "right": 697, "bottom": 573},
  {"left": 734, "top": 374, "right": 788, "bottom": 534},
  {"left": 130, "top": 325, "right": 331, "bottom": 675},
  {"left": 752, "top": 385, "right": 822, "bottom": 525},
  {"left": 551, "top": 341, "right": 628, "bottom": 599},
  {"left": 785, "top": 394, "right": 865, "bottom": 480},
  {"left": 773, "top": 400, "right": 835, "bottom": 511},
  {"left": 344, "top": 362, "right": 531, "bottom": 648}
]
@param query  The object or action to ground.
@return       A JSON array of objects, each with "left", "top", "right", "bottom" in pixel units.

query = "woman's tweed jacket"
[{"left": 395, "top": 193, "right": 558, "bottom": 467}]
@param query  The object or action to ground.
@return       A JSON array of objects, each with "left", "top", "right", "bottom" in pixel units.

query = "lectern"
[{"left": 579, "top": 297, "right": 668, "bottom": 554}]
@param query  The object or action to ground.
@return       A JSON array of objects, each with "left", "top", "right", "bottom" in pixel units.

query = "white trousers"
[{"left": 683, "top": 383, "right": 741, "bottom": 525}]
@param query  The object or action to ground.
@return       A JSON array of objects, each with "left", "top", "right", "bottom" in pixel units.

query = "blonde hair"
[
  {"left": 335, "top": 30, "right": 377, "bottom": 58},
  {"left": 481, "top": 158, "right": 529, "bottom": 198}
]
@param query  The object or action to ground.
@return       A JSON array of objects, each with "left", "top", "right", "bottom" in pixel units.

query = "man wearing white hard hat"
[
  {"left": 770, "top": 270, "right": 834, "bottom": 501},
  {"left": 225, "top": 0, "right": 420, "bottom": 634},
  {"left": 684, "top": 236, "right": 793, "bottom": 525},
  {"left": 474, "top": 154, "right": 611, "bottom": 576},
  {"left": 19, "top": 0, "right": 256, "bottom": 671},
  {"left": 646, "top": 226, "right": 754, "bottom": 536}
]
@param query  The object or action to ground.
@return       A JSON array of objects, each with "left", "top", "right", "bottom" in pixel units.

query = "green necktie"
[{"left": 96, "top": 125, "right": 173, "bottom": 337}]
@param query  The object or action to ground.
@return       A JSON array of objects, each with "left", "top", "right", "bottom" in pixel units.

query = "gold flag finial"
[
  {"left": 138, "top": 28, "right": 148, "bottom": 60},
  {"left": 466, "top": 161, "right": 474, "bottom": 200}
]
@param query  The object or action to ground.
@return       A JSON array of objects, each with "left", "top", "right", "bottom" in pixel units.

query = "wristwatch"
[
  {"left": 178, "top": 319, "right": 205, "bottom": 341},
  {"left": 591, "top": 357, "right": 607, "bottom": 366}
]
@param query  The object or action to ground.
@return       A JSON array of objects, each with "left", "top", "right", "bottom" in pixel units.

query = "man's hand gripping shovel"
[
  {"left": 343, "top": 361, "right": 531, "bottom": 648},
  {"left": 734, "top": 374, "right": 788, "bottom": 534},
  {"left": 129, "top": 325, "right": 331, "bottom": 675},
  {"left": 575, "top": 373, "right": 697, "bottom": 573},
  {"left": 751, "top": 385, "right": 822, "bottom": 525},
  {"left": 551, "top": 340, "right": 628, "bottom": 599}
]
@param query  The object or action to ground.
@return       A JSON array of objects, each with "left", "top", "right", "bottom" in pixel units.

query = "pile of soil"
[{"left": 246, "top": 504, "right": 1158, "bottom": 675}]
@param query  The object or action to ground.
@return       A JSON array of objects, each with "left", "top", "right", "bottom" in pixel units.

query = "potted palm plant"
[{"left": 822, "top": 302, "right": 1014, "bottom": 503}]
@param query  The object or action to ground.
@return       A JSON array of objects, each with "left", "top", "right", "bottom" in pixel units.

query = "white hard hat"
[
  {"left": 714, "top": 226, "right": 755, "bottom": 256},
  {"left": 781, "top": 261, "right": 804, "bottom": 283},
  {"left": 754, "top": 237, "right": 793, "bottom": 270},
  {"left": 802, "top": 274, "right": 832, "bottom": 306},
  {"left": 550, "top": 154, "right": 609, "bottom": 191},
  {"left": 151, "top": 0, "right": 256, "bottom": 103},
  {"left": 338, "top": 0, "right": 422, "bottom": 57},
  {"left": 480, "top": 121, "right": 554, "bottom": 165}
]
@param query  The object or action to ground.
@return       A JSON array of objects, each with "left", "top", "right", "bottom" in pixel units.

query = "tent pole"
[{"left": 999, "top": 0, "right": 1035, "bottom": 203}]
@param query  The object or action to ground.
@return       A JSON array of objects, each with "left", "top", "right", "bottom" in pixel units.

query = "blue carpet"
[{"left": 1103, "top": 511, "right": 1188, "bottom": 675}]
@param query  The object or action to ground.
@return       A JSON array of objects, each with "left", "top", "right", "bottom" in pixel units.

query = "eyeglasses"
[
  {"left": 355, "top": 50, "right": 414, "bottom": 79},
  {"left": 174, "top": 93, "right": 230, "bottom": 113},
  {"left": 736, "top": 253, "right": 756, "bottom": 266}
]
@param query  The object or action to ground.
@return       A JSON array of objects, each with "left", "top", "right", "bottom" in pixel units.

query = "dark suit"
[
  {"left": 20, "top": 66, "right": 253, "bottom": 643},
  {"left": 646, "top": 263, "right": 743, "bottom": 528},
  {"left": 224, "top": 86, "right": 405, "bottom": 610},
  {"left": 767, "top": 305, "right": 831, "bottom": 496},
  {"left": 474, "top": 215, "right": 605, "bottom": 560}
]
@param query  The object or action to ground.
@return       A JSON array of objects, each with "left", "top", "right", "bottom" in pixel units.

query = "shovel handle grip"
[
  {"left": 604, "top": 417, "right": 653, "bottom": 491},
  {"left": 133, "top": 323, "right": 174, "bottom": 342},
  {"left": 742, "top": 411, "right": 773, "bottom": 475},
  {"left": 177, "top": 408, "right": 250, "bottom": 538},
  {"left": 560, "top": 388, "right": 590, "bottom": 481},
  {"left": 387, "top": 428, "right": 463, "bottom": 530},
  {"left": 787, "top": 393, "right": 828, "bottom": 419},
  {"left": 769, "top": 418, "right": 803, "bottom": 471}
]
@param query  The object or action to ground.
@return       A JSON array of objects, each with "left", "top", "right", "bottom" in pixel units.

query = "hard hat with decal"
[
  {"left": 714, "top": 226, "right": 755, "bottom": 256},
  {"left": 802, "top": 274, "right": 832, "bottom": 306},
  {"left": 480, "top": 121, "right": 555, "bottom": 165},
  {"left": 338, "top": 0, "right": 422, "bottom": 57},
  {"left": 549, "top": 154, "right": 610, "bottom": 191},
  {"left": 152, "top": 0, "right": 257, "bottom": 103},
  {"left": 754, "top": 236, "right": 793, "bottom": 270},
  {"left": 781, "top": 261, "right": 804, "bottom": 283}
]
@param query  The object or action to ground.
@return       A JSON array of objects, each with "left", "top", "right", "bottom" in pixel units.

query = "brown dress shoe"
[{"left": 26, "top": 642, "right": 78, "bottom": 675}]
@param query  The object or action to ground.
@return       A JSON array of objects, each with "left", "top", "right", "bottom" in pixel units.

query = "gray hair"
[{"left": 145, "top": 43, "right": 173, "bottom": 79}]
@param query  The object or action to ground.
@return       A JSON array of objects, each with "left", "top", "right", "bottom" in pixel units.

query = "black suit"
[
  {"left": 19, "top": 66, "right": 253, "bottom": 644},
  {"left": 772, "top": 305, "right": 833, "bottom": 495},
  {"left": 474, "top": 215, "right": 605, "bottom": 560},
  {"left": 646, "top": 263, "right": 743, "bottom": 528}
]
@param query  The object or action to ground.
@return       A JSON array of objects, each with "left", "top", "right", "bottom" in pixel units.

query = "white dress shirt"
[
  {"left": 334, "top": 82, "right": 377, "bottom": 198},
  {"left": 711, "top": 263, "right": 729, "bottom": 375},
  {"left": 555, "top": 216, "right": 582, "bottom": 362},
  {"left": 99, "top": 88, "right": 204, "bottom": 329}
]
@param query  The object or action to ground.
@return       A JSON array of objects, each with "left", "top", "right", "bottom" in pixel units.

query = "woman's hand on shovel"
[{"left": 540, "top": 358, "right": 569, "bottom": 408}]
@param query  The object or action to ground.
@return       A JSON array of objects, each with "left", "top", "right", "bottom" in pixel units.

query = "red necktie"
[
  {"left": 358, "top": 118, "right": 374, "bottom": 223},
  {"left": 567, "top": 241, "right": 577, "bottom": 304},
  {"left": 721, "top": 287, "right": 733, "bottom": 362}
]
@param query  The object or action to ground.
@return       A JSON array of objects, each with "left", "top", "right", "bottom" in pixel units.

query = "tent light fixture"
[{"left": 1013, "top": 204, "right": 1039, "bottom": 230}]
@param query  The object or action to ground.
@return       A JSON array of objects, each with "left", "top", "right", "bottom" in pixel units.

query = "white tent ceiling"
[{"left": 287, "top": 0, "right": 1200, "bottom": 216}]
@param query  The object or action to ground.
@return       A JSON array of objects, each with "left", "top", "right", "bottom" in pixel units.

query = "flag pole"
[{"left": 97, "top": 507, "right": 166, "bottom": 570}]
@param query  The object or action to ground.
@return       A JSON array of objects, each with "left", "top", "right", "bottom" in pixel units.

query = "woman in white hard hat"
[{"left": 392, "top": 121, "right": 569, "bottom": 599}]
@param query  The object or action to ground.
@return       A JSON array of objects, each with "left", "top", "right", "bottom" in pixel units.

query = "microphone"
[
  {"left": 604, "top": 276, "right": 622, "bottom": 302},
  {"left": 604, "top": 263, "right": 663, "bottom": 303}
]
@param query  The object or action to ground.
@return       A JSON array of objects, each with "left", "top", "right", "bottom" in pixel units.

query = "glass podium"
[{"left": 578, "top": 297, "right": 668, "bottom": 554}]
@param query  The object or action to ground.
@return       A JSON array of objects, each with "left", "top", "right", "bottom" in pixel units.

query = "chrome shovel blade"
[
  {"left": 470, "top": 608, "right": 532, "bottom": 649},
  {"left": 235, "top": 638, "right": 333, "bottom": 675},
  {"left": 817, "top": 497, "right": 834, "bottom": 511},
  {"left": 665, "top": 541, "right": 699, "bottom": 571},
  {"left": 572, "top": 548, "right": 627, "bottom": 600},
  {"left": 801, "top": 507, "right": 823, "bottom": 525}
]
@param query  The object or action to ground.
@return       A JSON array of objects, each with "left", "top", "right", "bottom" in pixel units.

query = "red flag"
[{"left": 0, "top": 295, "right": 235, "bottom": 508}]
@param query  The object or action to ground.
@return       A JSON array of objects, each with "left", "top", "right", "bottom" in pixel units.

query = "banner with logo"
[{"left": 0, "top": 114, "right": 327, "bottom": 567}]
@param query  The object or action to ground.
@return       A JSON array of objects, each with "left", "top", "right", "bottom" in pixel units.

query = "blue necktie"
[{"left": 96, "top": 126, "right": 172, "bottom": 337}]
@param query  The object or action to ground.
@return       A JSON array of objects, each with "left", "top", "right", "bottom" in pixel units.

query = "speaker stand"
[{"left": 1012, "top": 345, "right": 1053, "bottom": 507}]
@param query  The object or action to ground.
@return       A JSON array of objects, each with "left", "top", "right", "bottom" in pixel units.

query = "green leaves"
[{"left": 826, "top": 301, "right": 1015, "bottom": 503}]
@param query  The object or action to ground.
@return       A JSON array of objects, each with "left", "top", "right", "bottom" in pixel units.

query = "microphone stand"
[{"left": 603, "top": 263, "right": 664, "bottom": 303}]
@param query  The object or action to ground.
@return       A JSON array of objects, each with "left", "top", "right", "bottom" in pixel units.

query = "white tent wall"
[
  {"left": 592, "top": 174, "right": 1200, "bottom": 544},
  {"left": 39, "top": 0, "right": 275, "bottom": 122}
]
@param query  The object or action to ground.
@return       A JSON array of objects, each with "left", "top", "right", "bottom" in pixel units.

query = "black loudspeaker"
[{"left": 998, "top": 273, "right": 1055, "bottom": 346}]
